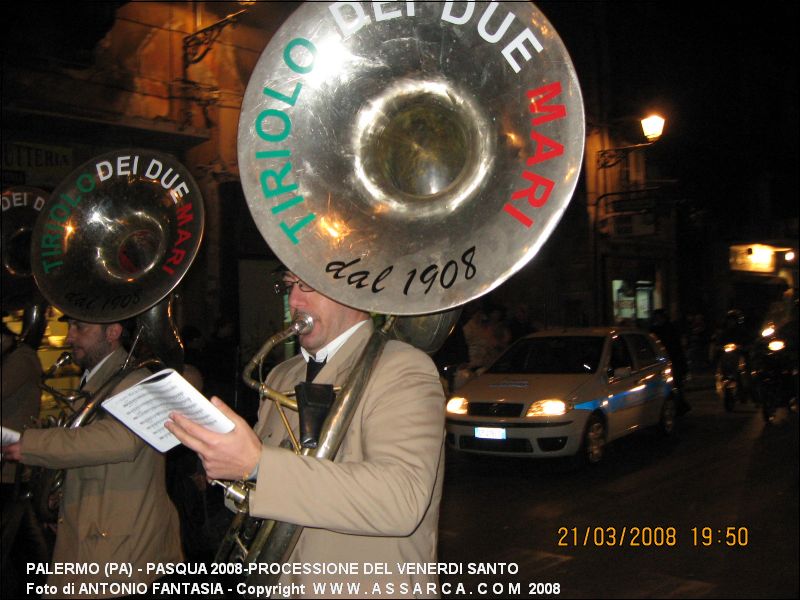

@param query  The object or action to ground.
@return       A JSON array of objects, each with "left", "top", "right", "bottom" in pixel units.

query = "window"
[
  {"left": 489, "top": 337, "right": 604, "bottom": 375},
  {"left": 609, "top": 337, "right": 633, "bottom": 372},
  {"left": 625, "top": 334, "right": 658, "bottom": 368}
]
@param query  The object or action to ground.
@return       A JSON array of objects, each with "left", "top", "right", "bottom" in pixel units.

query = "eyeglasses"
[{"left": 273, "top": 278, "right": 315, "bottom": 295}]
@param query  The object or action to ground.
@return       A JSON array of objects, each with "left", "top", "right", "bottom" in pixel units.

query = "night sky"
[
  {"left": 539, "top": 1, "right": 799, "bottom": 235},
  {"left": 4, "top": 1, "right": 797, "bottom": 237}
]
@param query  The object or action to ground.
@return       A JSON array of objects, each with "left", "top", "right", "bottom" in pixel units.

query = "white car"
[{"left": 445, "top": 327, "right": 677, "bottom": 464}]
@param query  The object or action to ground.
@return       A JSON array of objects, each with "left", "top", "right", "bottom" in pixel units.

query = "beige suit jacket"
[
  {"left": 1, "top": 343, "right": 42, "bottom": 482},
  {"left": 251, "top": 320, "right": 446, "bottom": 598},
  {"left": 22, "top": 348, "right": 183, "bottom": 597}
]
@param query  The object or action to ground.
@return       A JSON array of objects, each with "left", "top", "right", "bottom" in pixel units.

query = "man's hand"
[
  {"left": 1, "top": 442, "right": 21, "bottom": 462},
  {"left": 166, "top": 397, "right": 262, "bottom": 481}
]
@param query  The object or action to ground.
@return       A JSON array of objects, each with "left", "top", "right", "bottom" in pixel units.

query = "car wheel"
[
  {"left": 659, "top": 395, "right": 676, "bottom": 435},
  {"left": 582, "top": 413, "right": 606, "bottom": 465}
]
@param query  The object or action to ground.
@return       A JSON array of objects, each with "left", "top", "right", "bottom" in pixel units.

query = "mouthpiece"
[
  {"left": 292, "top": 313, "right": 314, "bottom": 335},
  {"left": 43, "top": 351, "right": 73, "bottom": 378},
  {"left": 241, "top": 313, "right": 314, "bottom": 391}
]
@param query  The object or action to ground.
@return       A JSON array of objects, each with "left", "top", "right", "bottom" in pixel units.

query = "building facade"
[{"left": 3, "top": 1, "right": 681, "bottom": 366}]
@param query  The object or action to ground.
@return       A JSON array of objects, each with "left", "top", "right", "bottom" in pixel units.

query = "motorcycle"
[
  {"left": 715, "top": 341, "right": 751, "bottom": 412},
  {"left": 750, "top": 319, "right": 798, "bottom": 423}
]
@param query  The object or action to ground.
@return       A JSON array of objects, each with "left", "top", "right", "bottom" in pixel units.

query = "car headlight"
[
  {"left": 446, "top": 397, "right": 469, "bottom": 415},
  {"left": 723, "top": 343, "right": 738, "bottom": 353},
  {"left": 761, "top": 325, "right": 776, "bottom": 338},
  {"left": 526, "top": 399, "right": 569, "bottom": 417},
  {"left": 768, "top": 339, "right": 786, "bottom": 352}
]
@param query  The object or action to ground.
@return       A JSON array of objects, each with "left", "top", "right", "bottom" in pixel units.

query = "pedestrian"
[{"left": 650, "top": 309, "right": 691, "bottom": 415}]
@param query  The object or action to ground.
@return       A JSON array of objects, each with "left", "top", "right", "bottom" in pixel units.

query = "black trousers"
[{"left": 1, "top": 483, "right": 52, "bottom": 599}]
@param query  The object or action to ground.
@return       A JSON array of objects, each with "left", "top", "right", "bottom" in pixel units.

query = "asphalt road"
[{"left": 437, "top": 376, "right": 799, "bottom": 599}]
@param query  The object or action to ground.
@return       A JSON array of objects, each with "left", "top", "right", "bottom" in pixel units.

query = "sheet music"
[
  {"left": 102, "top": 368, "right": 234, "bottom": 453},
  {"left": 1, "top": 426, "right": 21, "bottom": 445}
]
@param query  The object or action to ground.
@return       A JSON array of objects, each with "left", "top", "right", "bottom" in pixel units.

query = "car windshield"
[{"left": 488, "top": 336, "right": 605, "bottom": 374}]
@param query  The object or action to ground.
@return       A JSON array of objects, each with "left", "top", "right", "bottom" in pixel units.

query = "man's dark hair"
[{"left": 115, "top": 319, "right": 137, "bottom": 349}]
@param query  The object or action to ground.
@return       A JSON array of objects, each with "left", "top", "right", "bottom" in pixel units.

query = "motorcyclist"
[
  {"left": 713, "top": 309, "right": 753, "bottom": 409},
  {"left": 750, "top": 298, "right": 799, "bottom": 421},
  {"left": 716, "top": 309, "right": 751, "bottom": 348}
]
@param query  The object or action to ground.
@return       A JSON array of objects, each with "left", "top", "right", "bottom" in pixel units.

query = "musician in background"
[
  {"left": 168, "top": 270, "right": 446, "bottom": 597},
  {"left": 1, "top": 323, "right": 42, "bottom": 480},
  {"left": 2, "top": 317, "right": 183, "bottom": 597},
  {"left": 1, "top": 322, "right": 49, "bottom": 597}
]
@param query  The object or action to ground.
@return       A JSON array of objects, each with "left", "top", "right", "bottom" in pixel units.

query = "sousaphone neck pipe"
[
  {"left": 244, "top": 318, "right": 394, "bottom": 589},
  {"left": 241, "top": 313, "right": 313, "bottom": 409}
]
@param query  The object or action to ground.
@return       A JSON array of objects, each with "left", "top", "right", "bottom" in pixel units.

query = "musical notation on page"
[{"left": 102, "top": 369, "right": 234, "bottom": 452}]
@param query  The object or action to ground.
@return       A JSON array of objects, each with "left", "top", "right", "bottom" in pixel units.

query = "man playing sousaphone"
[
  {"left": 2, "top": 317, "right": 183, "bottom": 597},
  {"left": 167, "top": 269, "right": 446, "bottom": 597},
  {"left": 170, "top": 0, "right": 584, "bottom": 594}
]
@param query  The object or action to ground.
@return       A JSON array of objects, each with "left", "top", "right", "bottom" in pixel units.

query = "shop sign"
[{"left": 1, "top": 142, "right": 74, "bottom": 188}]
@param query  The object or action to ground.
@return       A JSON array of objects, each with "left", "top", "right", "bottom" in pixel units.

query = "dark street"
[
  {"left": 2, "top": 2, "right": 797, "bottom": 599},
  {"left": 438, "top": 377, "right": 799, "bottom": 598}
]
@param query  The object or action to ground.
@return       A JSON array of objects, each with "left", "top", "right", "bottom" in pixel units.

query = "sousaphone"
[
  {"left": 239, "top": 0, "right": 584, "bottom": 315},
  {"left": 26, "top": 149, "right": 204, "bottom": 522},
  {"left": 31, "top": 148, "right": 204, "bottom": 368},
  {"left": 1, "top": 186, "right": 50, "bottom": 348},
  {"left": 226, "top": 0, "right": 584, "bottom": 591}
]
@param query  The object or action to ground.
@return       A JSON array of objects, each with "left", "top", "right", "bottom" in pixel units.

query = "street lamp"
[
  {"left": 591, "top": 113, "right": 668, "bottom": 325},
  {"left": 183, "top": 10, "right": 247, "bottom": 68},
  {"left": 597, "top": 114, "right": 666, "bottom": 169},
  {"left": 640, "top": 115, "right": 665, "bottom": 141}
]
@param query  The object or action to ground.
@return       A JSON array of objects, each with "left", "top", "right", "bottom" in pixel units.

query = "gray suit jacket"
[
  {"left": 22, "top": 348, "right": 183, "bottom": 596},
  {"left": 251, "top": 320, "right": 446, "bottom": 598}
]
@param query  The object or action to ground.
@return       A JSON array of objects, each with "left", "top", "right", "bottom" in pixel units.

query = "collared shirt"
[
  {"left": 81, "top": 351, "right": 116, "bottom": 387},
  {"left": 248, "top": 319, "right": 369, "bottom": 482},
  {"left": 300, "top": 319, "right": 369, "bottom": 365}
]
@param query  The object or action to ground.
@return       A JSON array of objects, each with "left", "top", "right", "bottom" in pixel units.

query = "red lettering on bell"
[
  {"left": 174, "top": 228, "right": 192, "bottom": 246},
  {"left": 504, "top": 81, "right": 567, "bottom": 228},
  {"left": 526, "top": 129, "right": 564, "bottom": 166},
  {"left": 527, "top": 81, "right": 566, "bottom": 126}
]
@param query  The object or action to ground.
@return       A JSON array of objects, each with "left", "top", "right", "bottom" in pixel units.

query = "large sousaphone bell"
[
  {"left": 228, "top": 0, "right": 584, "bottom": 591},
  {"left": 30, "top": 149, "right": 204, "bottom": 368},
  {"left": 2, "top": 186, "right": 50, "bottom": 348},
  {"left": 239, "top": 0, "right": 584, "bottom": 316},
  {"left": 25, "top": 150, "right": 203, "bottom": 524}
]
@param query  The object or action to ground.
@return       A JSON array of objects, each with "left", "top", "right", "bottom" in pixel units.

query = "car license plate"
[{"left": 475, "top": 427, "right": 506, "bottom": 440}]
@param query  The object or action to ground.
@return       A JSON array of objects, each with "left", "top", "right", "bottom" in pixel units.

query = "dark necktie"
[{"left": 305, "top": 358, "right": 326, "bottom": 382}]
